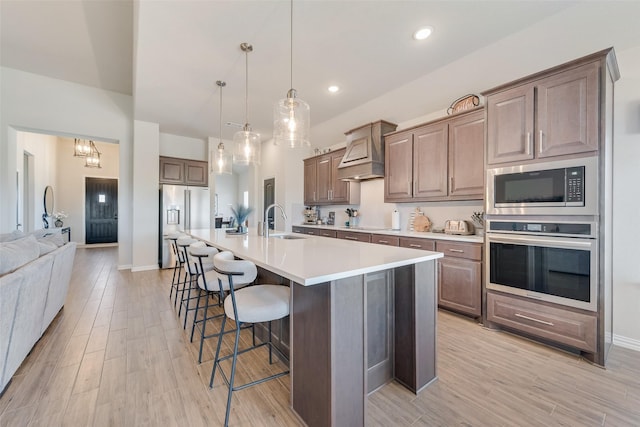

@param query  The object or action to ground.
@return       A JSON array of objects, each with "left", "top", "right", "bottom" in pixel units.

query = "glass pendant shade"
[
  {"left": 212, "top": 142, "right": 232, "bottom": 175},
  {"left": 233, "top": 126, "right": 261, "bottom": 165},
  {"left": 73, "top": 138, "right": 91, "bottom": 157},
  {"left": 273, "top": 89, "right": 310, "bottom": 147}
]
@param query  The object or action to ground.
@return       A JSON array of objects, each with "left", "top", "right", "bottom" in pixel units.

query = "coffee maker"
[{"left": 303, "top": 207, "right": 319, "bottom": 224}]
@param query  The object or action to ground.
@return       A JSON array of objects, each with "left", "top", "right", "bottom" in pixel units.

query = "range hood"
[{"left": 337, "top": 120, "right": 397, "bottom": 181}]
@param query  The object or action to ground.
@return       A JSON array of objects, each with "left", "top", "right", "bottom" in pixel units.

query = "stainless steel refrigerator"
[{"left": 158, "top": 185, "right": 210, "bottom": 268}]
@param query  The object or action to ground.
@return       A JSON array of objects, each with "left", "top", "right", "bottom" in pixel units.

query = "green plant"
[{"left": 231, "top": 204, "right": 253, "bottom": 226}]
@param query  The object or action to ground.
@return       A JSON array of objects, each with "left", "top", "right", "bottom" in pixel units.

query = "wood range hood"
[{"left": 337, "top": 120, "right": 397, "bottom": 181}]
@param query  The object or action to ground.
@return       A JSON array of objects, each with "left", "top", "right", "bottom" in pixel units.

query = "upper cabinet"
[
  {"left": 159, "top": 156, "right": 208, "bottom": 186},
  {"left": 485, "top": 60, "right": 601, "bottom": 165},
  {"left": 303, "top": 148, "right": 360, "bottom": 206},
  {"left": 385, "top": 109, "right": 485, "bottom": 203}
]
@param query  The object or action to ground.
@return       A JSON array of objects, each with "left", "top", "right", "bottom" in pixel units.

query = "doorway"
[
  {"left": 264, "top": 178, "right": 275, "bottom": 230},
  {"left": 21, "top": 152, "right": 35, "bottom": 232},
  {"left": 85, "top": 177, "right": 118, "bottom": 244}
]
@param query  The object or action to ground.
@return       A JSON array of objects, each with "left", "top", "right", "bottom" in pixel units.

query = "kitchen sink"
[{"left": 269, "top": 233, "right": 306, "bottom": 240}]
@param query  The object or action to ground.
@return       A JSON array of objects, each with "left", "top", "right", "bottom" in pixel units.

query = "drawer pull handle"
[
  {"left": 448, "top": 248, "right": 464, "bottom": 253},
  {"left": 515, "top": 313, "right": 554, "bottom": 326},
  {"left": 409, "top": 244, "right": 422, "bottom": 248},
  {"left": 345, "top": 236, "right": 358, "bottom": 240},
  {"left": 378, "top": 240, "right": 388, "bottom": 243}
]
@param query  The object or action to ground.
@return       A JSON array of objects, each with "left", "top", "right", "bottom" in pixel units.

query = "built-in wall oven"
[{"left": 486, "top": 220, "right": 598, "bottom": 312}]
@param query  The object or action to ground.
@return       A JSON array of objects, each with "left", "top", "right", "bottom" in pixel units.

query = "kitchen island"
[{"left": 189, "top": 228, "right": 443, "bottom": 427}]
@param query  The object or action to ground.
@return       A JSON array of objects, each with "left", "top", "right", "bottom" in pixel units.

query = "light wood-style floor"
[{"left": 1, "top": 247, "right": 639, "bottom": 426}]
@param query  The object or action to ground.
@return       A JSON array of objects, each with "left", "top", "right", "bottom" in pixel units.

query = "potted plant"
[
  {"left": 231, "top": 204, "right": 253, "bottom": 233},
  {"left": 52, "top": 211, "right": 68, "bottom": 228}
]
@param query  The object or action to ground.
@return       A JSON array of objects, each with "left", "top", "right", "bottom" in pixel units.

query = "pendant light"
[
  {"left": 273, "top": 0, "right": 310, "bottom": 148},
  {"left": 84, "top": 141, "right": 101, "bottom": 168},
  {"left": 233, "top": 43, "right": 261, "bottom": 165},
  {"left": 212, "top": 80, "right": 233, "bottom": 175},
  {"left": 73, "top": 138, "right": 91, "bottom": 157}
]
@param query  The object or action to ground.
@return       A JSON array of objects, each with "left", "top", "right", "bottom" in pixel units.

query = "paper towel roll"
[{"left": 391, "top": 209, "right": 400, "bottom": 230}]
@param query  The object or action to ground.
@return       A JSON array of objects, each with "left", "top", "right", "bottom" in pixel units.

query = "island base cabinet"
[{"left": 290, "top": 260, "right": 438, "bottom": 427}]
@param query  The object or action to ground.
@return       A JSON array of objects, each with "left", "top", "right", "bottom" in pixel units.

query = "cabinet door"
[
  {"left": 536, "top": 62, "right": 600, "bottom": 158},
  {"left": 330, "top": 150, "right": 349, "bottom": 203},
  {"left": 413, "top": 122, "right": 448, "bottom": 199},
  {"left": 438, "top": 257, "right": 481, "bottom": 317},
  {"left": 384, "top": 132, "right": 413, "bottom": 201},
  {"left": 448, "top": 111, "right": 485, "bottom": 199},
  {"left": 184, "top": 160, "right": 208, "bottom": 186},
  {"left": 159, "top": 157, "right": 185, "bottom": 184},
  {"left": 303, "top": 159, "right": 317, "bottom": 205},
  {"left": 316, "top": 155, "right": 332, "bottom": 204},
  {"left": 486, "top": 84, "right": 535, "bottom": 165}
]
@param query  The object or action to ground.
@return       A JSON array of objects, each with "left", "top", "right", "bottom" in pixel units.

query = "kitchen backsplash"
[{"left": 314, "top": 179, "right": 483, "bottom": 231}]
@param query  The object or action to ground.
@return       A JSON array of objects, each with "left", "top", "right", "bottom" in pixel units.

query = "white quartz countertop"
[
  {"left": 294, "top": 224, "right": 484, "bottom": 243},
  {"left": 188, "top": 228, "right": 443, "bottom": 286}
]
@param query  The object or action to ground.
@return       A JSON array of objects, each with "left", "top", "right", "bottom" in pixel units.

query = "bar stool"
[
  {"left": 189, "top": 250, "right": 250, "bottom": 363},
  {"left": 176, "top": 237, "right": 202, "bottom": 324},
  {"left": 166, "top": 232, "right": 187, "bottom": 306},
  {"left": 209, "top": 252, "right": 290, "bottom": 427}
]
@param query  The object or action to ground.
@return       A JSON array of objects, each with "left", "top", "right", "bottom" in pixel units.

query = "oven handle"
[{"left": 486, "top": 233, "right": 595, "bottom": 250}]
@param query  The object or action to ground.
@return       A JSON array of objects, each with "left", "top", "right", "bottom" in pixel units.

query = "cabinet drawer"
[
  {"left": 292, "top": 226, "right": 306, "bottom": 234},
  {"left": 336, "top": 231, "right": 371, "bottom": 243},
  {"left": 435, "top": 241, "right": 482, "bottom": 261},
  {"left": 398, "top": 237, "right": 435, "bottom": 251},
  {"left": 318, "top": 230, "right": 337, "bottom": 238},
  {"left": 487, "top": 291, "right": 597, "bottom": 352},
  {"left": 371, "top": 234, "right": 399, "bottom": 246}
]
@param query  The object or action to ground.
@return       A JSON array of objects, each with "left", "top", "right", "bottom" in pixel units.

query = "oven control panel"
[{"left": 488, "top": 220, "right": 596, "bottom": 238}]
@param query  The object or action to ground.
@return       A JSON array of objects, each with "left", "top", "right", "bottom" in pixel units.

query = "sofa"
[{"left": 0, "top": 231, "right": 76, "bottom": 394}]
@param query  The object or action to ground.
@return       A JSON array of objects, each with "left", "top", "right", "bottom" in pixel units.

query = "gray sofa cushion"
[
  {"left": 39, "top": 233, "right": 65, "bottom": 248},
  {"left": 0, "top": 235, "right": 39, "bottom": 276},
  {"left": 0, "top": 230, "right": 25, "bottom": 243},
  {"left": 37, "top": 240, "right": 58, "bottom": 256}
]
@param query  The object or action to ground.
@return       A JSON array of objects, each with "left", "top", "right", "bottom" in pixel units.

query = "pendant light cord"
[
  {"left": 219, "top": 84, "right": 223, "bottom": 143},
  {"left": 245, "top": 48, "right": 249, "bottom": 126},
  {"left": 290, "top": 0, "right": 293, "bottom": 90}
]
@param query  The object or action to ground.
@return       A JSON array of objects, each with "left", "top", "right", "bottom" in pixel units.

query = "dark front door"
[
  {"left": 86, "top": 177, "right": 118, "bottom": 244},
  {"left": 264, "top": 178, "right": 275, "bottom": 230}
]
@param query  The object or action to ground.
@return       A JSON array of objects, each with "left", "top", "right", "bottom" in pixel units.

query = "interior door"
[
  {"left": 85, "top": 177, "right": 118, "bottom": 244},
  {"left": 264, "top": 178, "right": 275, "bottom": 230}
]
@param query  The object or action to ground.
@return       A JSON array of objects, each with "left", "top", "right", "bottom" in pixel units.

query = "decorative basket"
[{"left": 447, "top": 94, "right": 480, "bottom": 115}]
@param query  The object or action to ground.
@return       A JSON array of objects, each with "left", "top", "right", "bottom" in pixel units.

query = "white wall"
[
  {"left": 159, "top": 132, "right": 207, "bottom": 161},
  {"left": 17, "top": 132, "right": 57, "bottom": 231},
  {"left": 214, "top": 172, "right": 238, "bottom": 219},
  {"left": 132, "top": 120, "right": 160, "bottom": 271},
  {"left": 55, "top": 137, "right": 119, "bottom": 244},
  {"left": 0, "top": 67, "right": 133, "bottom": 268},
  {"left": 612, "top": 46, "right": 640, "bottom": 348}
]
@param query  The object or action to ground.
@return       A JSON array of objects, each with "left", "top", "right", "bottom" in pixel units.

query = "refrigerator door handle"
[{"left": 184, "top": 190, "right": 191, "bottom": 230}]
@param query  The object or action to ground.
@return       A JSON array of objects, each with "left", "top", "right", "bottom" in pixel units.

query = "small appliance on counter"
[
  {"left": 327, "top": 211, "right": 335, "bottom": 225},
  {"left": 444, "top": 220, "right": 474, "bottom": 235},
  {"left": 303, "top": 207, "right": 319, "bottom": 224}
]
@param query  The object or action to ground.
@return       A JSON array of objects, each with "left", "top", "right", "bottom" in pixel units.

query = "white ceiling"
[{"left": 2, "top": 1, "right": 639, "bottom": 145}]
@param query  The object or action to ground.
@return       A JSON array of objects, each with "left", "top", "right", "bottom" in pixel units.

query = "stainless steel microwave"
[{"left": 486, "top": 157, "right": 598, "bottom": 216}]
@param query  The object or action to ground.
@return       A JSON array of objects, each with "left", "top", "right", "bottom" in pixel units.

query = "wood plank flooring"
[{"left": 1, "top": 247, "right": 639, "bottom": 426}]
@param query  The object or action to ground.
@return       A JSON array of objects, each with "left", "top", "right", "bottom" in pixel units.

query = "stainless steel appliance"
[
  {"left": 158, "top": 185, "right": 210, "bottom": 268},
  {"left": 303, "top": 207, "right": 319, "bottom": 224},
  {"left": 486, "top": 156, "right": 597, "bottom": 216},
  {"left": 486, "top": 220, "right": 598, "bottom": 311}
]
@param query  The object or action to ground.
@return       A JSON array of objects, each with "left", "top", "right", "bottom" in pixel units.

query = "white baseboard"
[
  {"left": 613, "top": 334, "right": 640, "bottom": 352},
  {"left": 117, "top": 264, "right": 132, "bottom": 271},
  {"left": 131, "top": 264, "right": 159, "bottom": 272}
]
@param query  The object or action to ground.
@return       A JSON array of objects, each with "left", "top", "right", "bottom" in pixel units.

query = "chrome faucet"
[{"left": 264, "top": 204, "right": 287, "bottom": 238}]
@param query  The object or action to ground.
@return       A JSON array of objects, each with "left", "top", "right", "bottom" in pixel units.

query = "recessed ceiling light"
[
  {"left": 328, "top": 85, "right": 340, "bottom": 93},
  {"left": 413, "top": 26, "right": 433, "bottom": 41}
]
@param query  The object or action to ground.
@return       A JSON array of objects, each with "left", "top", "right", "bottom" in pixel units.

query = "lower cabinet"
[
  {"left": 371, "top": 234, "right": 399, "bottom": 246},
  {"left": 336, "top": 230, "right": 371, "bottom": 243},
  {"left": 486, "top": 291, "right": 597, "bottom": 352},
  {"left": 437, "top": 257, "right": 481, "bottom": 317}
]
